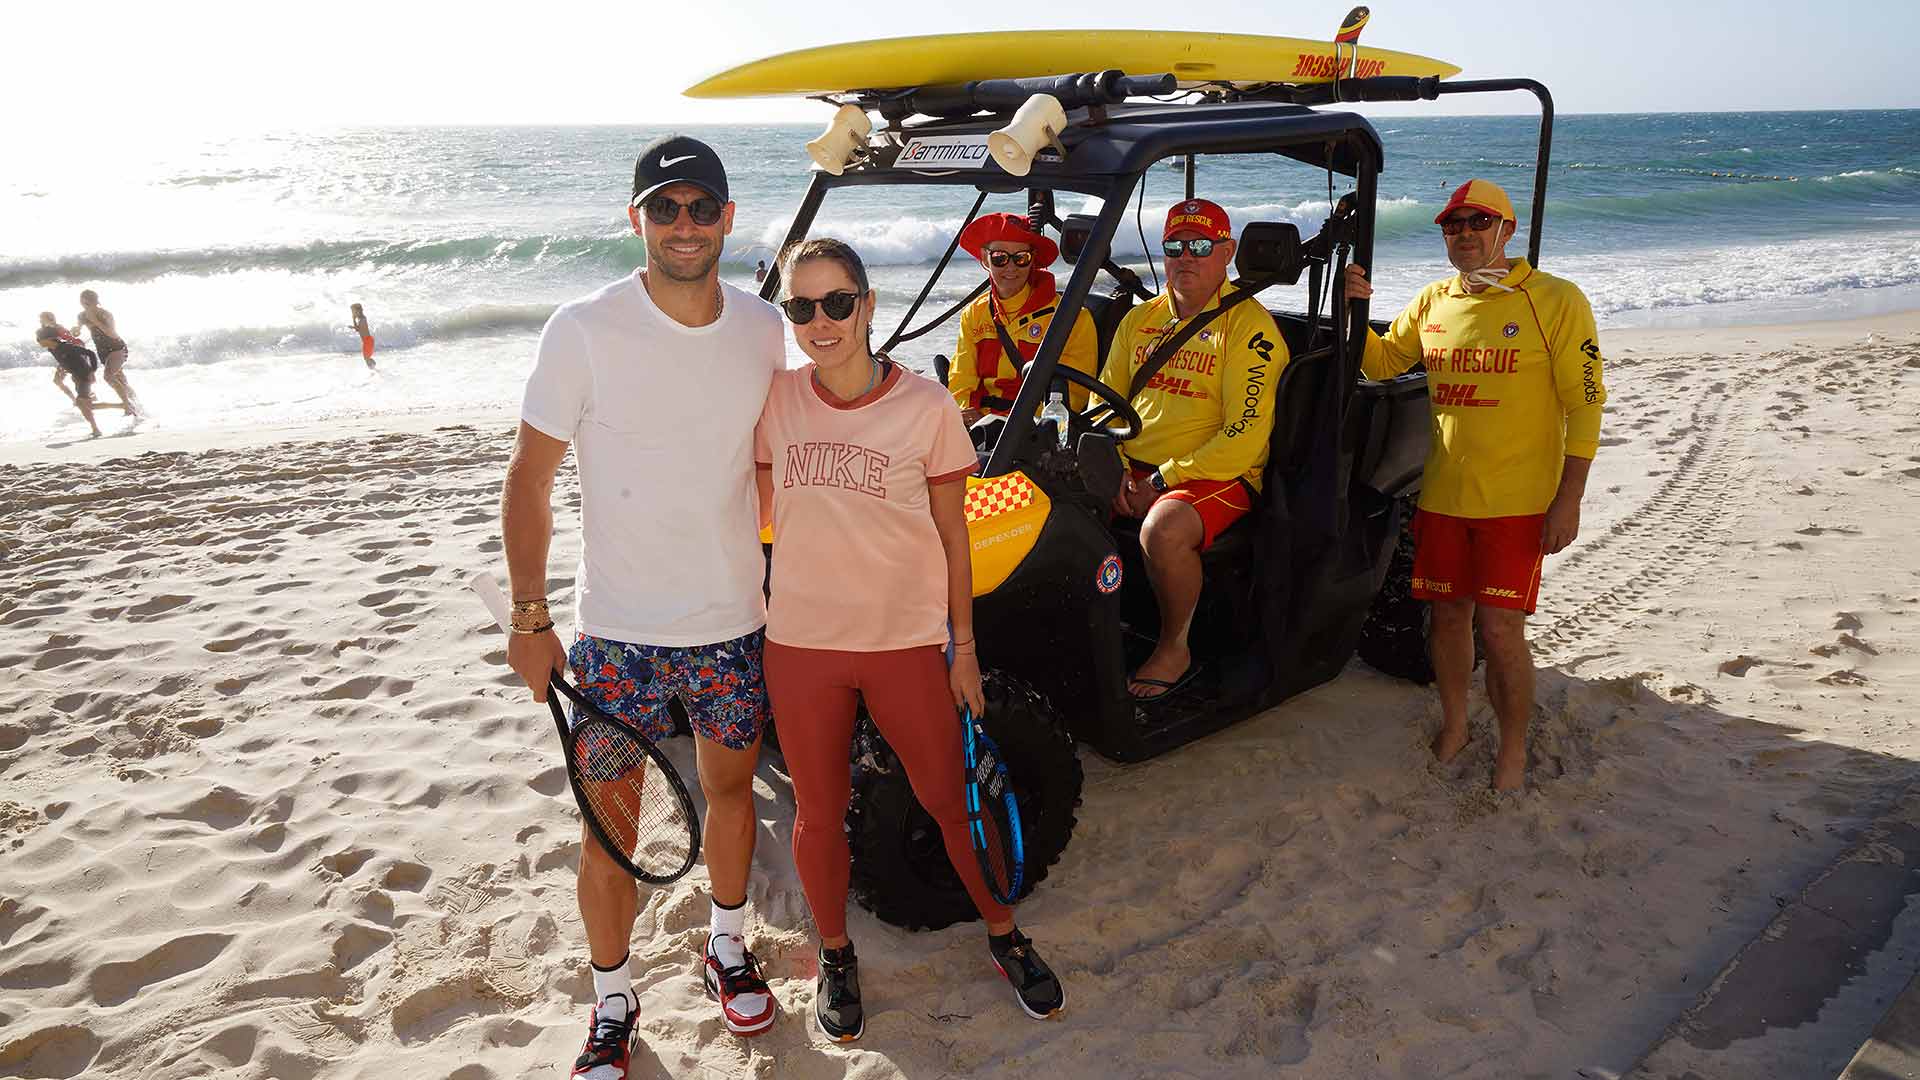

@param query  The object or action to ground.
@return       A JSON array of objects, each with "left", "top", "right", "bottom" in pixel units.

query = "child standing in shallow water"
[{"left": 350, "top": 303, "right": 375, "bottom": 369}]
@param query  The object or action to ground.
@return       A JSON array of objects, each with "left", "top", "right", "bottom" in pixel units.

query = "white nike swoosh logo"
[{"left": 659, "top": 154, "right": 697, "bottom": 167}]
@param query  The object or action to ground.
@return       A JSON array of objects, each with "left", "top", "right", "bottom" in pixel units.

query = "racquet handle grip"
[{"left": 469, "top": 571, "right": 513, "bottom": 634}]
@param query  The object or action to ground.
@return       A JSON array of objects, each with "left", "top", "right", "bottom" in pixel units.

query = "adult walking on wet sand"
[
  {"left": 74, "top": 289, "right": 142, "bottom": 417},
  {"left": 1345, "top": 179, "right": 1608, "bottom": 792},
  {"left": 37, "top": 327, "right": 103, "bottom": 438}
]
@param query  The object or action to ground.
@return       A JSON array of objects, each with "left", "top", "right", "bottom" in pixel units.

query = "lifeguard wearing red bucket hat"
[
  {"left": 946, "top": 213, "right": 1097, "bottom": 422},
  {"left": 957, "top": 212, "right": 1060, "bottom": 266}
]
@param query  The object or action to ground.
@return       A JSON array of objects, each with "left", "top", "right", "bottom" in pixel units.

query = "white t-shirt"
[{"left": 521, "top": 273, "right": 783, "bottom": 647}]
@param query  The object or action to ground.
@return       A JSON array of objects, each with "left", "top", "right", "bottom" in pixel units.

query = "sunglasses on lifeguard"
[
  {"left": 1439, "top": 212, "right": 1499, "bottom": 237},
  {"left": 1161, "top": 237, "right": 1217, "bottom": 259},
  {"left": 636, "top": 193, "right": 725, "bottom": 227},
  {"left": 779, "top": 290, "right": 861, "bottom": 324},
  {"left": 985, "top": 250, "right": 1034, "bottom": 268}
]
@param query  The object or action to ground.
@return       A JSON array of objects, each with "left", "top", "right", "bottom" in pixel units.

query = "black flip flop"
[{"left": 1127, "top": 667, "right": 1196, "bottom": 700}]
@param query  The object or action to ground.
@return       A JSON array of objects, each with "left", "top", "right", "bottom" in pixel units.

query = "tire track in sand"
[{"left": 1532, "top": 368, "right": 1757, "bottom": 665}]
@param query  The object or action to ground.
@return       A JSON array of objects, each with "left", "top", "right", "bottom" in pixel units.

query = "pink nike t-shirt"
[{"left": 754, "top": 362, "right": 977, "bottom": 652}]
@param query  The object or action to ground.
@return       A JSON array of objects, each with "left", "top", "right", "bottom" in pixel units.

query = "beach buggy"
[{"left": 695, "top": 23, "right": 1558, "bottom": 929}]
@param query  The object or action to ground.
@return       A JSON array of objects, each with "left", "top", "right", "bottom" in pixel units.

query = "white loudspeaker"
[
  {"left": 805, "top": 104, "right": 873, "bottom": 176},
  {"left": 987, "top": 94, "right": 1068, "bottom": 177}
]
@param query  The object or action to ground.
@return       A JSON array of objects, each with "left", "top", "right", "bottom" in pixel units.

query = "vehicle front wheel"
[{"left": 846, "top": 672, "right": 1082, "bottom": 931}]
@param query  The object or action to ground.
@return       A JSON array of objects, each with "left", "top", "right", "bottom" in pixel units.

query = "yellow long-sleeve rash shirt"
[
  {"left": 948, "top": 282, "right": 1098, "bottom": 413},
  {"left": 1361, "top": 259, "right": 1607, "bottom": 519},
  {"left": 1100, "top": 284, "right": 1289, "bottom": 491}
]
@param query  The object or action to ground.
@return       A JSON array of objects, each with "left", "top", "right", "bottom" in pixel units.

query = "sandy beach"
[{"left": 3, "top": 311, "right": 1919, "bottom": 1079}]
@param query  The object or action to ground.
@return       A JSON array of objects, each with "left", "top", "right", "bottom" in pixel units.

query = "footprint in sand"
[
  {"left": 0, "top": 1024, "right": 103, "bottom": 1078},
  {"left": 126, "top": 594, "right": 193, "bottom": 620},
  {"left": 1718, "top": 656, "right": 1763, "bottom": 677},
  {"left": 1817, "top": 669, "right": 1870, "bottom": 687},
  {"left": 88, "top": 931, "right": 235, "bottom": 1006},
  {"left": 1834, "top": 612, "right": 1865, "bottom": 631},
  {"left": 317, "top": 847, "right": 376, "bottom": 880}
]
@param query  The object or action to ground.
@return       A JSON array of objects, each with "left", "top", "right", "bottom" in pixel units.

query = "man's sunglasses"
[
  {"left": 1161, "top": 237, "right": 1217, "bottom": 259},
  {"left": 1440, "top": 212, "right": 1499, "bottom": 237},
  {"left": 779, "top": 290, "right": 861, "bottom": 324},
  {"left": 635, "top": 193, "right": 725, "bottom": 227},
  {"left": 985, "top": 250, "right": 1034, "bottom": 268}
]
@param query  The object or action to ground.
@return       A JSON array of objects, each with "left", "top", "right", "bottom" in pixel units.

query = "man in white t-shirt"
[{"left": 501, "top": 135, "right": 785, "bottom": 1076}]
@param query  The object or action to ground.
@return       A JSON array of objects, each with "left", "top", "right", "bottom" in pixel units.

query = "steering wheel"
[{"left": 1019, "top": 359, "right": 1143, "bottom": 441}]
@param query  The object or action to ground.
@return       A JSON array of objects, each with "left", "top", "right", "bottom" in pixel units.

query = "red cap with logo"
[
  {"left": 958, "top": 212, "right": 1059, "bottom": 267},
  {"left": 1164, "top": 199, "right": 1232, "bottom": 241},
  {"left": 1433, "top": 179, "right": 1516, "bottom": 224}
]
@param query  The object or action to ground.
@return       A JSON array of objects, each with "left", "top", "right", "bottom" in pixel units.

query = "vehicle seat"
[{"left": 1081, "top": 288, "right": 1136, "bottom": 369}]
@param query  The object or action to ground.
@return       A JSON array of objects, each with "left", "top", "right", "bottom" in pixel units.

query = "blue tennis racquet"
[{"left": 961, "top": 705, "right": 1025, "bottom": 905}]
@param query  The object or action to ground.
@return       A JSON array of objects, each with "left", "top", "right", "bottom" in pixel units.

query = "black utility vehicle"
[{"left": 759, "top": 70, "right": 1555, "bottom": 929}]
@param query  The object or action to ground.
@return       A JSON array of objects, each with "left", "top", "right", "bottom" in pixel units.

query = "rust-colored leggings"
[{"left": 763, "top": 640, "right": 1012, "bottom": 940}]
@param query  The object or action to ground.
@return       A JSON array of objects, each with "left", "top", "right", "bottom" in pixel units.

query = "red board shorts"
[
  {"left": 359, "top": 335, "right": 376, "bottom": 361},
  {"left": 1411, "top": 509, "right": 1547, "bottom": 613},
  {"left": 1131, "top": 465, "right": 1255, "bottom": 551}
]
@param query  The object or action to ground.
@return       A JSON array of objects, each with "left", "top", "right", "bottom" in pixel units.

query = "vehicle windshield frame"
[{"left": 759, "top": 107, "right": 1386, "bottom": 475}]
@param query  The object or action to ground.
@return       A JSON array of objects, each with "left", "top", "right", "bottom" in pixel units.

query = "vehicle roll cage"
[{"left": 758, "top": 74, "right": 1555, "bottom": 480}]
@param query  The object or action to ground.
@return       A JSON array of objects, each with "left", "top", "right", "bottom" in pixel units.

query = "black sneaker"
[
  {"left": 989, "top": 930, "right": 1064, "bottom": 1020},
  {"left": 815, "top": 944, "right": 864, "bottom": 1042},
  {"left": 572, "top": 992, "right": 634, "bottom": 1078}
]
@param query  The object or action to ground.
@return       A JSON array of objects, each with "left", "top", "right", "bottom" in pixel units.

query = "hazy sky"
[{"left": 19, "top": 0, "right": 1917, "bottom": 133}]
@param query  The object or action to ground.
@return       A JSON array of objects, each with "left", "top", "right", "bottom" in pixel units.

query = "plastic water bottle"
[{"left": 1040, "top": 391, "right": 1071, "bottom": 452}]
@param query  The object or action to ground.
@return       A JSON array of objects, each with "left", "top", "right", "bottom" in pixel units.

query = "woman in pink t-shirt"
[{"left": 755, "top": 238, "right": 1065, "bottom": 1040}]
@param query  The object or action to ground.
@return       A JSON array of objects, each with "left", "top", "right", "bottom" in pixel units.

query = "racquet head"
[
  {"left": 548, "top": 680, "right": 701, "bottom": 885},
  {"left": 964, "top": 707, "right": 1026, "bottom": 905}
]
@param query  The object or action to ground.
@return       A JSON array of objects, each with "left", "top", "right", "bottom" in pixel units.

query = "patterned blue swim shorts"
[{"left": 567, "top": 629, "right": 768, "bottom": 751}]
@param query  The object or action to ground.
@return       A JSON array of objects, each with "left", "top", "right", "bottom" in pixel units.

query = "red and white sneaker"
[
  {"left": 571, "top": 993, "right": 634, "bottom": 1079},
  {"left": 701, "top": 934, "right": 775, "bottom": 1036}
]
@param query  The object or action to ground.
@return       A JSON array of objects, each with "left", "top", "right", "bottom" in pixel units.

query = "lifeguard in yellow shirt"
[
  {"left": 1345, "top": 179, "right": 1607, "bottom": 792},
  {"left": 950, "top": 212, "right": 1099, "bottom": 425},
  {"left": 1102, "top": 199, "right": 1287, "bottom": 698}
]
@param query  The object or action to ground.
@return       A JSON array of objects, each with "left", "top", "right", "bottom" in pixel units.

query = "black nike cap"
[{"left": 632, "top": 134, "right": 729, "bottom": 205}]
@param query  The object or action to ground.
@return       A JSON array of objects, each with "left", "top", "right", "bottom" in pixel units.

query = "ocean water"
[{"left": 3, "top": 111, "right": 1917, "bottom": 443}]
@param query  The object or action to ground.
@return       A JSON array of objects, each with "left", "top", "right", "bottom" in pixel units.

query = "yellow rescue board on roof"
[{"left": 686, "top": 30, "right": 1459, "bottom": 98}]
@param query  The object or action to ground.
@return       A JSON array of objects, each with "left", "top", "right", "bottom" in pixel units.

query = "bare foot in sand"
[
  {"left": 1492, "top": 747, "right": 1527, "bottom": 792},
  {"left": 1129, "top": 643, "right": 1192, "bottom": 698},
  {"left": 1431, "top": 723, "right": 1469, "bottom": 763}
]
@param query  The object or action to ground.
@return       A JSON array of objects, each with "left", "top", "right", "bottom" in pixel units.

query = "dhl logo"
[
  {"left": 1431, "top": 382, "right": 1499, "bottom": 408},
  {"left": 1482, "top": 587, "right": 1523, "bottom": 600}
]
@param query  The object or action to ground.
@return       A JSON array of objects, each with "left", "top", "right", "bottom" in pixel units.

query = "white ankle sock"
[
  {"left": 591, "top": 958, "right": 631, "bottom": 1020},
  {"left": 709, "top": 901, "right": 747, "bottom": 968}
]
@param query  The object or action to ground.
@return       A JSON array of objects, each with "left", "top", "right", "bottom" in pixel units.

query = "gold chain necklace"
[{"left": 641, "top": 269, "right": 723, "bottom": 323}]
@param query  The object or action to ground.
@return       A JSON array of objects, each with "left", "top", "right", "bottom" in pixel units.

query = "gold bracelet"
[{"left": 509, "top": 620, "right": 555, "bottom": 636}]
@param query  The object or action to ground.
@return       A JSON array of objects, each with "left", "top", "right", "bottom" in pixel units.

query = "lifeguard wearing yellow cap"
[{"left": 1434, "top": 179, "right": 1516, "bottom": 225}]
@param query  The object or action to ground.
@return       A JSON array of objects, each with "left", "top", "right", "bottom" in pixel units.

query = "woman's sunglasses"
[
  {"left": 636, "top": 193, "right": 725, "bottom": 227},
  {"left": 779, "top": 290, "right": 861, "bottom": 324},
  {"left": 1161, "top": 238, "right": 1217, "bottom": 259},
  {"left": 1439, "top": 212, "right": 1498, "bottom": 237},
  {"left": 985, "top": 250, "right": 1034, "bottom": 268}
]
